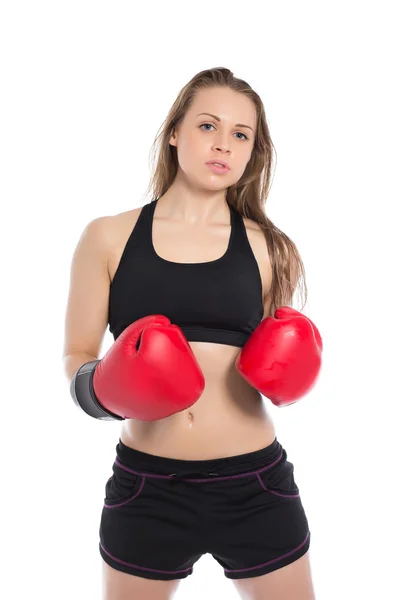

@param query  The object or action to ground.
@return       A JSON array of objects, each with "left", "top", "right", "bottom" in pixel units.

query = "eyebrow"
[{"left": 196, "top": 112, "right": 254, "bottom": 132}]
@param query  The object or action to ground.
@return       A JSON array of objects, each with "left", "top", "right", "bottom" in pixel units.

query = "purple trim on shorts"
[
  {"left": 256, "top": 472, "right": 300, "bottom": 498},
  {"left": 224, "top": 530, "right": 310, "bottom": 574},
  {"left": 99, "top": 532, "right": 310, "bottom": 577},
  {"left": 104, "top": 476, "right": 146, "bottom": 508},
  {"left": 100, "top": 542, "right": 193, "bottom": 575}
]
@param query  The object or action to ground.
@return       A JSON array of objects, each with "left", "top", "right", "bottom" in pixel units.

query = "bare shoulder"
[
  {"left": 107, "top": 206, "right": 142, "bottom": 237},
  {"left": 105, "top": 205, "right": 144, "bottom": 283},
  {"left": 242, "top": 216, "right": 273, "bottom": 301},
  {"left": 242, "top": 215, "right": 265, "bottom": 235},
  {"left": 242, "top": 215, "right": 270, "bottom": 256}
]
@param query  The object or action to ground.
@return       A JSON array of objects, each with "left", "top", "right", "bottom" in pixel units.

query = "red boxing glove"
[
  {"left": 93, "top": 314, "right": 205, "bottom": 421},
  {"left": 235, "top": 306, "right": 323, "bottom": 407}
]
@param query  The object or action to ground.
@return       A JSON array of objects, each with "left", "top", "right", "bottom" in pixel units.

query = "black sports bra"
[{"left": 108, "top": 198, "right": 264, "bottom": 347}]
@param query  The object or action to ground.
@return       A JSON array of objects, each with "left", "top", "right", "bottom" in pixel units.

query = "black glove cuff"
[{"left": 70, "top": 360, "right": 124, "bottom": 421}]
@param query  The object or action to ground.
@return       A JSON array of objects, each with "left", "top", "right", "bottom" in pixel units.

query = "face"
[{"left": 169, "top": 87, "right": 256, "bottom": 190}]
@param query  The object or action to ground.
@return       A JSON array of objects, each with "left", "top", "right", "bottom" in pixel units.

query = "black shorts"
[{"left": 99, "top": 436, "right": 311, "bottom": 581}]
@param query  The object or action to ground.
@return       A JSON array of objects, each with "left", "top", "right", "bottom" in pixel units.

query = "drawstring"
[
  {"left": 166, "top": 453, "right": 280, "bottom": 479},
  {"left": 168, "top": 472, "right": 220, "bottom": 477},
  {"left": 168, "top": 458, "right": 231, "bottom": 478}
]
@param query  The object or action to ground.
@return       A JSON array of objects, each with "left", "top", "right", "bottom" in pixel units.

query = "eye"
[{"left": 199, "top": 123, "right": 249, "bottom": 141}]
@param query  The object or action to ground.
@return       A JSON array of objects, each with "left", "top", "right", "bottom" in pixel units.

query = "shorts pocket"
[
  {"left": 103, "top": 460, "right": 144, "bottom": 508},
  {"left": 255, "top": 454, "right": 300, "bottom": 499}
]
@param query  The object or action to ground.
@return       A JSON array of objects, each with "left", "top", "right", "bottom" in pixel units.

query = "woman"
[{"left": 63, "top": 67, "right": 321, "bottom": 600}]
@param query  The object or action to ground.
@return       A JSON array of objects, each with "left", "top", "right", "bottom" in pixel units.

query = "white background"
[{"left": 1, "top": 1, "right": 399, "bottom": 598}]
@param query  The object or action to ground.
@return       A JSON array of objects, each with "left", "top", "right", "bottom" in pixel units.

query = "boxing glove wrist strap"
[{"left": 70, "top": 360, "right": 124, "bottom": 421}]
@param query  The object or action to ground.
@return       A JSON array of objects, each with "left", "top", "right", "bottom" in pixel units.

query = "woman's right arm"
[{"left": 62, "top": 216, "right": 113, "bottom": 382}]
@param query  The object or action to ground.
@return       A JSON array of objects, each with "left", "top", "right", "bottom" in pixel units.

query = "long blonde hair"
[{"left": 144, "top": 67, "right": 307, "bottom": 317}]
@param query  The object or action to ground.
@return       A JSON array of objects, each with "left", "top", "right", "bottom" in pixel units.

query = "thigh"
[
  {"left": 232, "top": 551, "right": 315, "bottom": 600},
  {"left": 102, "top": 559, "right": 181, "bottom": 600}
]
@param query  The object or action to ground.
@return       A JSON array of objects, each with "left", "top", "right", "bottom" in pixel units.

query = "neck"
[{"left": 157, "top": 179, "right": 229, "bottom": 225}]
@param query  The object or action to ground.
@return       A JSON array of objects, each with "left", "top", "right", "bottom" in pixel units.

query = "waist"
[{"left": 120, "top": 389, "right": 276, "bottom": 460}]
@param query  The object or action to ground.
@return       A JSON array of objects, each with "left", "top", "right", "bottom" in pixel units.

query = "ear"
[{"left": 169, "top": 126, "right": 178, "bottom": 147}]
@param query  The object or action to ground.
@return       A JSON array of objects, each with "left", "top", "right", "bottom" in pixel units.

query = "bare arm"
[
  {"left": 63, "top": 351, "right": 100, "bottom": 383},
  {"left": 62, "top": 216, "right": 113, "bottom": 382}
]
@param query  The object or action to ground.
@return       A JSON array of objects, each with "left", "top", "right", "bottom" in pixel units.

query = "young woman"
[{"left": 63, "top": 67, "right": 322, "bottom": 600}]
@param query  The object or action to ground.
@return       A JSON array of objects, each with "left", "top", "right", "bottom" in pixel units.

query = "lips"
[{"left": 206, "top": 160, "right": 230, "bottom": 170}]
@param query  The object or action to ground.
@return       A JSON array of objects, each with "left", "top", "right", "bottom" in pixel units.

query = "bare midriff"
[{"left": 120, "top": 340, "right": 276, "bottom": 460}]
